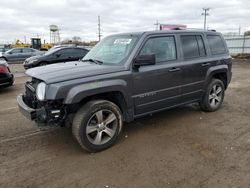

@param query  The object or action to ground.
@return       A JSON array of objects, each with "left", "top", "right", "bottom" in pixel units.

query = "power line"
[{"left": 202, "top": 8, "right": 210, "bottom": 30}]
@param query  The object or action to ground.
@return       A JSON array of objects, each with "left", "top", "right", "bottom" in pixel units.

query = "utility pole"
[
  {"left": 238, "top": 25, "right": 241, "bottom": 36},
  {"left": 202, "top": 8, "right": 210, "bottom": 30},
  {"left": 98, "top": 15, "right": 102, "bottom": 41},
  {"left": 154, "top": 20, "right": 160, "bottom": 31}
]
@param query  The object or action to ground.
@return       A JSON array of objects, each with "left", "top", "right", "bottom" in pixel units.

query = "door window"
[
  {"left": 139, "top": 36, "right": 177, "bottom": 63},
  {"left": 10, "top": 49, "right": 22, "bottom": 54},
  {"left": 60, "top": 49, "right": 74, "bottom": 57},
  {"left": 23, "top": 48, "right": 33, "bottom": 53},
  {"left": 71, "top": 48, "right": 88, "bottom": 57},
  {"left": 181, "top": 35, "right": 206, "bottom": 59}
]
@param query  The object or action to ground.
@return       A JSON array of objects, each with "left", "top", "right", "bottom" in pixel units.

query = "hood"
[{"left": 25, "top": 61, "right": 125, "bottom": 84}]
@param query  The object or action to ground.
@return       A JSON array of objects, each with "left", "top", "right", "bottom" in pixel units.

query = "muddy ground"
[{"left": 0, "top": 59, "right": 250, "bottom": 188}]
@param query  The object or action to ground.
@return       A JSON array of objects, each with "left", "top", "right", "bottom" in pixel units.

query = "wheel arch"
[
  {"left": 0, "top": 56, "right": 8, "bottom": 61},
  {"left": 64, "top": 80, "right": 134, "bottom": 122},
  {"left": 206, "top": 65, "right": 229, "bottom": 89}
]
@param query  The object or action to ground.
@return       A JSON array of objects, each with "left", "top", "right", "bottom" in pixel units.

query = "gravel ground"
[{"left": 0, "top": 59, "right": 250, "bottom": 188}]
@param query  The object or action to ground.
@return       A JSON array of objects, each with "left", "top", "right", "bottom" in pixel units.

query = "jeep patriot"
[{"left": 17, "top": 30, "right": 232, "bottom": 152}]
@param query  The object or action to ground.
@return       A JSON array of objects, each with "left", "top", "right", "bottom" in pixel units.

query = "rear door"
[
  {"left": 178, "top": 34, "right": 210, "bottom": 102},
  {"left": 132, "top": 35, "right": 183, "bottom": 115},
  {"left": 22, "top": 48, "right": 34, "bottom": 59}
]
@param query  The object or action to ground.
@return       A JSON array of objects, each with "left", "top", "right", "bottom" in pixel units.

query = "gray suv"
[{"left": 17, "top": 30, "right": 232, "bottom": 152}]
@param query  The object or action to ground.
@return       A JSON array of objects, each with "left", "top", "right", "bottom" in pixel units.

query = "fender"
[
  {"left": 64, "top": 79, "right": 131, "bottom": 105},
  {"left": 205, "top": 64, "right": 228, "bottom": 86}
]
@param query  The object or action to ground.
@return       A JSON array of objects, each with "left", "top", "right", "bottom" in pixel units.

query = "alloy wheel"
[
  {"left": 86, "top": 110, "right": 118, "bottom": 145},
  {"left": 209, "top": 84, "right": 223, "bottom": 108}
]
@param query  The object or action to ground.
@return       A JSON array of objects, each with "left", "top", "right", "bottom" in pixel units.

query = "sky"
[{"left": 0, "top": 0, "right": 249, "bottom": 44}]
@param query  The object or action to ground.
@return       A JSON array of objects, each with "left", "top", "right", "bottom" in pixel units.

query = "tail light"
[{"left": 0, "top": 65, "right": 9, "bottom": 73}]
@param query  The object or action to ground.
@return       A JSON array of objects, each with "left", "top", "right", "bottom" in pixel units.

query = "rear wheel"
[
  {"left": 200, "top": 79, "right": 225, "bottom": 112},
  {"left": 72, "top": 100, "right": 123, "bottom": 152}
]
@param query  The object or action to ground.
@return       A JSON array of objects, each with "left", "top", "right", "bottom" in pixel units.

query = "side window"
[
  {"left": 23, "top": 48, "right": 32, "bottom": 53},
  {"left": 181, "top": 35, "right": 206, "bottom": 59},
  {"left": 73, "top": 49, "right": 87, "bottom": 56},
  {"left": 59, "top": 49, "right": 73, "bottom": 56},
  {"left": 181, "top": 36, "right": 199, "bottom": 59},
  {"left": 11, "top": 49, "right": 22, "bottom": 54},
  {"left": 139, "top": 36, "right": 176, "bottom": 63},
  {"left": 207, "top": 35, "right": 226, "bottom": 55}
]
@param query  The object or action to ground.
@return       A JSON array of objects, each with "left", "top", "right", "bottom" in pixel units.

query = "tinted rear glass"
[
  {"left": 207, "top": 35, "right": 226, "bottom": 55},
  {"left": 181, "top": 36, "right": 199, "bottom": 59}
]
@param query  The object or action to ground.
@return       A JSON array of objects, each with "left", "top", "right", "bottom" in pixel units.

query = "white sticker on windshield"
[{"left": 114, "top": 39, "right": 132, "bottom": 45}]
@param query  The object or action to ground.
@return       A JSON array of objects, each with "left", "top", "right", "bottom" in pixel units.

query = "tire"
[
  {"left": 200, "top": 79, "right": 225, "bottom": 112},
  {"left": 72, "top": 100, "right": 123, "bottom": 152}
]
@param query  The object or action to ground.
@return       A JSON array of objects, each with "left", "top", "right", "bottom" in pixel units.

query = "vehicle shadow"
[
  {"left": 43, "top": 103, "right": 203, "bottom": 154},
  {"left": 0, "top": 86, "right": 16, "bottom": 94}
]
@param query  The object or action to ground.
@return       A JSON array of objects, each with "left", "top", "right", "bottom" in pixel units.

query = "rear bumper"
[{"left": 17, "top": 94, "right": 37, "bottom": 120}]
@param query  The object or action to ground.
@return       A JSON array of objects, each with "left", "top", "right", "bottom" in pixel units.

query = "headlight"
[
  {"left": 36, "top": 82, "right": 46, "bottom": 101},
  {"left": 28, "top": 59, "right": 38, "bottom": 64}
]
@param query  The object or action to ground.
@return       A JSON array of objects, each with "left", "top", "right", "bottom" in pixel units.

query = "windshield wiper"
[{"left": 81, "top": 59, "right": 103, "bottom": 65}]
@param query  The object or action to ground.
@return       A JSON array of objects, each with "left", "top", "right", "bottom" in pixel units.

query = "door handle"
[
  {"left": 201, "top": 63, "right": 211, "bottom": 67},
  {"left": 169, "top": 67, "right": 181, "bottom": 72}
]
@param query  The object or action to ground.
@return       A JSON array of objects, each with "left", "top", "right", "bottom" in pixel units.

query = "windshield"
[
  {"left": 82, "top": 35, "right": 138, "bottom": 65},
  {"left": 5, "top": 49, "right": 13, "bottom": 53}
]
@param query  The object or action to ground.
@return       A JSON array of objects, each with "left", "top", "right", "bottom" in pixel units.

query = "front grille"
[{"left": 24, "top": 82, "right": 37, "bottom": 108}]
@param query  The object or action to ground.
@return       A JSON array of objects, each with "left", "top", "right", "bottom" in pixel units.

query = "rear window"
[
  {"left": 207, "top": 35, "right": 226, "bottom": 55},
  {"left": 181, "top": 35, "right": 206, "bottom": 59}
]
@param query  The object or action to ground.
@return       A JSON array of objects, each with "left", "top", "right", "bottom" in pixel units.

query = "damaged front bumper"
[
  {"left": 17, "top": 94, "right": 63, "bottom": 124},
  {"left": 17, "top": 94, "right": 37, "bottom": 120}
]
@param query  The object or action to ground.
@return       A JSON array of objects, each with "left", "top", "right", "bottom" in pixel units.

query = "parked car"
[
  {"left": 0, "top": 59, "right": 14, "bottom": 88},
  {"left": 0, "top": 48, "right": 44, "bottom": 62},
  {"left": 17, "top": 30, "right": 232, "bottom": 152},
  {"left": 23, "top": 47, "right": 89, "bottom": 69}
]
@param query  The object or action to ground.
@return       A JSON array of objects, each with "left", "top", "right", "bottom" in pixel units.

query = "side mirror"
[{"left": 134, "top": 54, "right": 156, "bottom": 68}]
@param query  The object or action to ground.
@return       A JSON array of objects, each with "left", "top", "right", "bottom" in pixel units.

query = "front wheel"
[
  {"left": 72, "top": 100, "right": 123, "bottom": 152},
  {"left": 200, "top": 79, "right": 225, "bottom": 112}
]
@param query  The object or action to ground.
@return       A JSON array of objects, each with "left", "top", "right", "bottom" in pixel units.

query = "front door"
[
  {"left": 132, "top": 35, "right": 182, "bottom": 115},
  {"left": 8, "top": 48, "right": 23, "bottom": 61}
]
